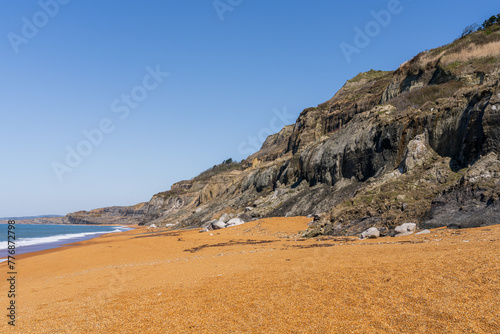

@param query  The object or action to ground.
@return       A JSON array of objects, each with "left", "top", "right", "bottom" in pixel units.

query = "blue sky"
[{"left": 1, "top": 0, "right": 498, "bottom": 217}]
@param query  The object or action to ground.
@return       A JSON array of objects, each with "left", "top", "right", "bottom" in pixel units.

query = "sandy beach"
[{"left": 1, "top": 217, "right": 499, "bottom": 333}]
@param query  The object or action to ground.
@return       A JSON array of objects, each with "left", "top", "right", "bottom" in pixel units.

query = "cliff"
[{"left": 66, "top": 24, "right": 500, "bottom": 236}]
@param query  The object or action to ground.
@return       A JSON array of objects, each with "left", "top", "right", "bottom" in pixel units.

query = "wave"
[{"left": 0, "top": 226, "right": 130, "bottom": 251}]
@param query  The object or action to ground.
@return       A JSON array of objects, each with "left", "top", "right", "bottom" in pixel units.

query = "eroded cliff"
[{"left": 67, "top": 25, "right": 500, "bottom": 236}]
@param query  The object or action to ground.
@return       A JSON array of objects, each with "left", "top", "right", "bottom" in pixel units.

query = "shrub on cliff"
[{"left": 482, "top": 14, "right": 500, "bottom": 30}]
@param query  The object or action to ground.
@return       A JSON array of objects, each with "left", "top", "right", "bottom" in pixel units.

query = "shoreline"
[
  {"left": 0, "top": 224, "right": 137, "bottom": 260},
  {"left": 1, "top": 217, "right": 499, "bottom": 333},
  {"left": 9, "top": 225, "right": 143, "bottom": 262}
]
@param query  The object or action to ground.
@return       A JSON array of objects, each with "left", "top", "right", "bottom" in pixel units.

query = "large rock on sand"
[
  {"left": 395, "top": 223, "right": 417, "bottom": 236},
  {"left": 361, "top": 227, "right": 380, "bottom": 239},
  {"left": 212, "top": 220, "right": 227, "bottom": 229},
  {"left": 199, "top": 218, "right": 243, "bottom": 232},
  {"left": 199, "top": 219, "right": 219, "bottom": 233},
  {"left": 226, "top": 218, "right": 245, "bottom": 227}
]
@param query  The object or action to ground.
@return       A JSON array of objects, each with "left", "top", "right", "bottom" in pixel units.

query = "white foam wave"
[{"left": 0, "top": 226, "right": 130, "bottom": 251}]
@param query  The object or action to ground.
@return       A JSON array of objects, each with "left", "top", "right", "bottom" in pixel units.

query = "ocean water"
[{"left": 0, "top": 224, "right": 132, "bottom": 260}]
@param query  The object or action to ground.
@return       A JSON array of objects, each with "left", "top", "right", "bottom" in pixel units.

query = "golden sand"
[{"left": 1, "top": 217, "right": 499, "bottom": 333}]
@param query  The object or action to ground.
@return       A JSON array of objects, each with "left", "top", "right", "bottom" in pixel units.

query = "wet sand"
[{"left": 1, "top": 217, "right": 499, "bottom": 333}]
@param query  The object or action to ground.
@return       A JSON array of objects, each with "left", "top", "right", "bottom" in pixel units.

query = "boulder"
[
  {"left": 201, "top": 219, "right": 218, "bottom": 228},
  {"left": 212, "top": 220, "right": 227, "bottom": 230},
  {"left": 226, "top": 218, "right": 245, "bottom": 227},
  {"left": 219, "top": 213, "right": 230, "bottom": 223},
  {"left": 394, "top": 223, "right": 417, "bottom": 236},
  {"left": 399, "top": 132, "right": 430, "bottom": 173},
  {"left": 199, "top": 219, "right": 219, "bottom": 233},
  {"left": 415, "top": 229, "right": 431, "bottom": 235},
  {"left": 361, "top": 227, "right": 380, "bottom": 239}
]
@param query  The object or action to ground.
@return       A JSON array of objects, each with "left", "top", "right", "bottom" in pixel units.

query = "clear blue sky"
[{"left": 1, "top": 0, "right": 498, "bottom": 217}]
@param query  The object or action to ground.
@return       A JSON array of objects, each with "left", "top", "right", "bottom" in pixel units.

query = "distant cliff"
[{"left": 67, "top": 24, "right": 500, "bottom": 236}]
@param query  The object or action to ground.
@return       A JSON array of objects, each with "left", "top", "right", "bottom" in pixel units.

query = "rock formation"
[{"left": 66, "top": 25, "right": 500, "bottom": 237}]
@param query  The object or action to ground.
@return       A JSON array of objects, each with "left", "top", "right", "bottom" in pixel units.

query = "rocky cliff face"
[
  {"left": 67, "top": 26, "right": 500, "bottom": 235},
  {"left": 66, "top": 203, "right": 148, "bottom": 225}
]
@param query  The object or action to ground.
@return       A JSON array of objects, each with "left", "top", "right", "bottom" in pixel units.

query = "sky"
[{"left": 0, "top": 0, "right": 498, "bottom": 217}]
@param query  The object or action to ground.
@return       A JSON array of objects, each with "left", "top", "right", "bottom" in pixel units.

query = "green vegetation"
[
  {"left": 408, "top": 12, "right": 500, "bottom": 73},
  {"left": 154, "top": 158, "right": 243, "bottom": 199},
  {"left": 481, "top": 14, "right": 500, "bottom": 30},
  {"left": 347, "top": 69, "right": 392, "bottom": 84},
  {"left": 459, "top": 13, "right": 500, "bottom": 38},
  {"left": 443, "top": 60, "right": 462, "bottom": 71},
  {"left": 193, "top": 159, "right": 244, "bottom": 182},
  {"left": 155, "top": 187, "right": 188, "bottom": 199}
]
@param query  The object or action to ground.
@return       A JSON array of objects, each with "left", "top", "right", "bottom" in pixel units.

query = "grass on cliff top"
[
  {"left": 316, "top": 70, "right": 393, "bottom": 111},
  {"left": 193, "top": 161, "right": 244, "bottom": 182},
  {"left": 347, "top": 69, "right": 393, "bottom": 84},
  {"left": 155, "top": 187, "right": 189, "bottom": 199},
  {"left": 154, "top": 161, "right": 244, "bottom": 199},
  {"left": 408, "top": 25, "right": 500, "bottom": 71}
]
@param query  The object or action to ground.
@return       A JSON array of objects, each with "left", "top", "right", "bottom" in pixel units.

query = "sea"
[{"left": 0, "top": 224, "right": 132, "bottom": 261}]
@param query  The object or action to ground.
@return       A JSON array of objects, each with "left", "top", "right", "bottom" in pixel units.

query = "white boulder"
[
  {"left": 395, "top": 223, "right": 417, "bottom": 236},
  {"left": 212, "top": 220, "right": 227, "bottom": 230},
  {"left": 361, "top": 227, "right": 380, "bottom": 239},
  {"left": 226, "top": 218, "right": 245, "bottom": 227}
]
